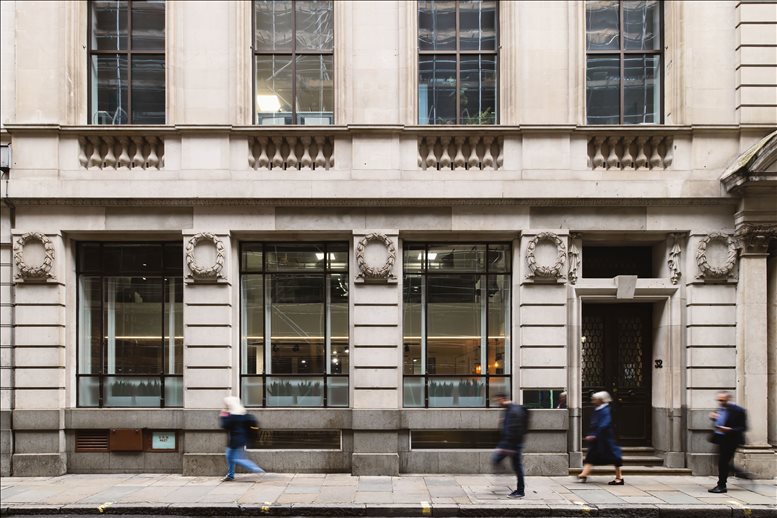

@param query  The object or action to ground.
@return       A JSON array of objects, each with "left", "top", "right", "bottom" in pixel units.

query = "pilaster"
[
  {"left": 734, "top": 226, "right": 777, "bottom": 477},
  {"left": 350, "top": 230, "right": 401, "bottom": 476},
  {"left": 10, "top": 231, "right": 67, "bottom": 476}
]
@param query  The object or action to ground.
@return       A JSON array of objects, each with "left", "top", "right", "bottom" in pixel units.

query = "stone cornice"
[
  {"left": 5, "top": 197, "right": 740, "bottom": 208},
  {"left": 3, "top": 123, "right": 775, "bottom": 138}
]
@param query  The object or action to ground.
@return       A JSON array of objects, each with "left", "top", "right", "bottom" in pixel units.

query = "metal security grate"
[{"left": 75, "top": 430, "right": 109, "bottom": 452}]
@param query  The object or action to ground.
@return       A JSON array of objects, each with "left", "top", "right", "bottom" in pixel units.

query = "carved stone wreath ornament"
[
  {"left": 526, "top": 232, "right": 567, "bottom": 281},
  {"left": 13, "top": 232, "right": 55, "bottom": 281},
  {"left": 356, "top": 233, "right": 396, "bottom": 281},
  {"left": 186, "top": 233, "right": 225, "bottom": 281},
  {"left": 696, "top": 232, "right": 737, "bottom": 280}
]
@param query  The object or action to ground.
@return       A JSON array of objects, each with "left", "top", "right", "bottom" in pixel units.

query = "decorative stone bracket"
[
  {"left": 186, "top": 233, "right": 226, "bottom": 282},
  {"left": 13, "top": 232, "right": 55, "bottom": 281},
  {"left": 696, "top": 232, "right": 738, "bottom": 281},
  {"left": 355, "top": 233, "right": 397, "bottom": 283},
  {"left": 735, "top": 224, "right": 777, "bottom": 255},
  {"left": 525, "top": 232, "right": 567, "bottom": 282},
  {"left": 79, "top": 135, "right": 164, "bottom": 170},
  {"left": 588, "top": 135, "right": 673, "bottom": 171},
  {"left": 248, "top": 135, "right": 334, "bottom": 171},
  {"left": 667, "top": 234, "right": 683, "bottom": 285},
  {"left": 418, "top": 135, "right": 503, "bottom": 171}
]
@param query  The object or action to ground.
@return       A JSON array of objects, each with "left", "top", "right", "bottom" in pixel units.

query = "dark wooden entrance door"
[{"left": 581, "top": 303, "right": 652, "bottom": 446}]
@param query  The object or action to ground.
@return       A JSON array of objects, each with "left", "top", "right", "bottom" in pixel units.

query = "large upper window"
[
  {"left": 89, "top": 0, "right": 166, "bottom": 124},
  {"left": 77, "top": 243, "right": 182, "bottom": 407},
  {"left": 403, "top": 244, "right": 511, "bottom": 408},
  {"left": 418, "top": 0, "right": 498, "bottom": 125},
  {"left": 240, "top": 243, "right": 349, "bottom": 407},
  {"left": 586, "top": 0, "right": 662, "bottom": 124},
  {"left": 254, "top": 1, "right": 334, "bottom": 125}
]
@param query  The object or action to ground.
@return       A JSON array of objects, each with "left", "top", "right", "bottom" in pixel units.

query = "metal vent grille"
[{"left": 75, "top": 430, "right": 109, "bottom": 452}]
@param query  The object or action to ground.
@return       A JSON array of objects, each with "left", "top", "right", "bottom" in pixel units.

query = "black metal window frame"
[
  {"left": 239, "top": 242, "right": 349, "bottom": 408},
  {"left": 252, "top": 0, "right": 335, "bottom": 125},
  {"left": 417, "top": 1, "right": 500, "bottom": 125},
  {"left": 76, "top": 241, "right": 183, "bottom": 408},
  {"left": 87, "top": 0, "right": 166, "bottom": 125},
  {"left": 585, "top": 0, "right": 664, "bottom": 125},
  {"left": 403, "top": 242, "right": 512, "bottom": 408}
]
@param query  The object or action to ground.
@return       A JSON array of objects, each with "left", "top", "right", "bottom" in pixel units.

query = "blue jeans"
[
  {"left": 225, "top": 447, "right": 264, "bottom": 478},
  {"left": 491, "top": 445, "right": 524, "bottom": 493}
]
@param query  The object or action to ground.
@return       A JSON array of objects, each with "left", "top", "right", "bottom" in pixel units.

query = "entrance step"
[
  {"left": 569, "top": 466, "right": 694, "bottom": 476},
  {"left": 579, "top": 447, "right": 671, "bottom": 470}
]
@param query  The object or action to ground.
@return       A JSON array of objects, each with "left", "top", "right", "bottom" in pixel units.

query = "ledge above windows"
[{"left": 2, "top": 124, "right": 772, "bottom": 198}]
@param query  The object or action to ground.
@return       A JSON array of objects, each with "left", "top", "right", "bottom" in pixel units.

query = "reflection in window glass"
[
  {"left": 586, "top": 55, "right": 620, "bottom": 125},
  {"left": 254, "top": 0, "right": 333, "bottom": 125},
  {"left": 623, "top": 55, "right": 660, "bottom": 124},
  {"left": 418, "top": 1, "right": 498, "bottom": 124},
  {"left": 419, "top": 55, "right": 457, "bottom": 125},
  {"left": 585, "top": 0, "right": 662, "bottom": 124},
  {"left": 403, "top": 243, "right": 511, "bottom": 408},
  {"left": 89, "top": 0, "right": 165, "bottom": 125},
  {"left": 131, "top": 57, "right": 166, "bottom": 124},
  {"left": 255, "top": 0, "right": 293, "bottom": 51},
  {"left": 240, "top": 243, "right": 349, "bottom": 407},
  {"left": 77, "top": 243, "right": 183, "bottom": 408}
]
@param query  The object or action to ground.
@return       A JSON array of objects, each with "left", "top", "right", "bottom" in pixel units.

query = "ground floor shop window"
[
  {"left": 240, "top": 243, "right": 349, "bottom": 407},
  {"left": 77, "top": 243, "right": 183, "bottom": 407},
  {"left": 403, "top": 243, "right": 511, "bottom": 407}
]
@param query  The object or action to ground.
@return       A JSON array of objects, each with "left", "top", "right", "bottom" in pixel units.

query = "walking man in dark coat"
[
  {"left": 708, "top": 391, "right": 750, "bottom": 493},
  {"left": 491, "top": 393, "right": 528, "bottom": 498}
]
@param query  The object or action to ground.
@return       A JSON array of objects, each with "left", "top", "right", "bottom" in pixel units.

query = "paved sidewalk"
[{"left": 1, "top": 473, "right": 775, "bottom": 516}]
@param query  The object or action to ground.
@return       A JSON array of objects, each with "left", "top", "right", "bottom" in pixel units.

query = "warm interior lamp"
[
  {"left": 257, "top": 94, "right": 282, "bottom": 112},
  {"left": 428, "top": 252, "right": 437, "bottom": 260},
  {"left": 315, "top": 252, "right": 325, "bottom": 260}
]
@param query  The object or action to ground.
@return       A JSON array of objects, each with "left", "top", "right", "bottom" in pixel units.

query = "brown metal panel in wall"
[
  {"left": 109, "top": 429, "right": 144, "bottom": 451},
  {"left": 75, "top": 430, "right": 109, "bottom": 452}
]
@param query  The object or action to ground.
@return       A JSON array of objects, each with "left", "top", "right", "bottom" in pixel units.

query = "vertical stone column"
[
  {"left": 10, "top": 232, "right": 66, "bottom": 476},
  {"left": 518, "top": 231, "right": 570, "bottom": 474},
  {"left": 685, "top": 232, "right": 738, "bottom": 475},
  {"left": 0, "top": 206, "right": 13, "bottom": 476},
  {"left": 735, "top": 231, "right": 776, "bottom": 477},
  {"left": 181, "top": 232, "right": 233, "bottom": 475},
  {"left": 767, "top": 249, "right": 777, "bottom": 447},
  {"left": 350, "top": 230, "right": 401, "bottom": 476}
]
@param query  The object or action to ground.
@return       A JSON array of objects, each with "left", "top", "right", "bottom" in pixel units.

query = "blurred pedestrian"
[
  {"left": 556, "top": 391, "right": 567, "bottom": 409},
  {"left": 708, "top": 391, "right": 750, "bottom": 493},
  {"left": 219, "top": 396, "right": 264, "bottom": 481},
  {"left": 577, "top": 391, "right": 623, "bottom": 485},
  {"left": 491, "top": 393, "right": 529, "bottom": 498}
]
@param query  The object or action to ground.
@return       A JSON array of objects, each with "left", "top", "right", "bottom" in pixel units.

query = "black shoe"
[
  {"left": 508, "top": 490, "right": 525, "bottom": 498},
  {"left": 608, "top": 478, "right": 625, "bottom": 485},
  {"left": 222, "top": 476, "right": 234, "bottom": 482},
  {"left": 708, "top": 486, "right": 727, "bottom": 493}
]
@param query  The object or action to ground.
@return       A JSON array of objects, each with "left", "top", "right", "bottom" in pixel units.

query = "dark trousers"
[
  {"left": 717, "top": 441, "right": 743, "bottom": 487},
  {"left": 491, "top": 445, "right": 525, "bottom": 493}
]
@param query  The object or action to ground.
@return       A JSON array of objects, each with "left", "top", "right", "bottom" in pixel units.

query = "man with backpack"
[{"left": 491, "top": 393, "right": 529, "bottom": 498}]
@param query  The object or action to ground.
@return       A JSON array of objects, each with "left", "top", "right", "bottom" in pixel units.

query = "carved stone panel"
[
  {"left": 525, "top": 232, "right": 567, "bottom": 282},
  {"left": 13, "top": 232, "right": 55, "bottom": 281},
  {"left": 186, "top": 233, "right": 226, "bottom": 282},
  {"left": 355, "top": 233, "right": 397, "bottom": 283},
  {"left": 696, "top": 233, "right": 737, "bottom": 281}
]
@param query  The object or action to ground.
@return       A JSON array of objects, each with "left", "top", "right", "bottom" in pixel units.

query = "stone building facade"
[{"left": 1, "top": 0, "right": 776, "bottom": 478}]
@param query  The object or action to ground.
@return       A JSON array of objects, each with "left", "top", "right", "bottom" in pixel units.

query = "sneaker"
[
  {"left": 508, "top": 490, "right": 525, "bottom": 498},
  {"left": 222, "top": 476, "right": 234, "bottom": 482},
  {"left": 708, "top": 486, "right": 726, "bottom": 493}
]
